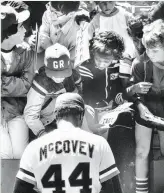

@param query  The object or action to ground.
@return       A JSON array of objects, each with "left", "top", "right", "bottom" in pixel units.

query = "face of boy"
[
  {"left": 94, "top": 52, "right": 114, "bottom": 70},
  {"left": 99, "top": 1, "right": 116, "bottom": 15},
  {"left": 146, "top": 45, "right": 164, "bottom": 63}
]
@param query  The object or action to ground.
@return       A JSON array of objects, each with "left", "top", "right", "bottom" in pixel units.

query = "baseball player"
[{"left": 13, "top": 93, "right": 122, "bottom": 193}]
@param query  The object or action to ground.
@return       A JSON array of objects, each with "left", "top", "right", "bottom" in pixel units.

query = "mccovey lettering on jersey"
[{"left": 40, "top": 140, "right": 95, "bottom": 161}]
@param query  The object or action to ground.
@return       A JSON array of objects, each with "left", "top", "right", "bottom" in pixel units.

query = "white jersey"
[{"left": 16, "top": 127, "right": 119, "bottom": 193}]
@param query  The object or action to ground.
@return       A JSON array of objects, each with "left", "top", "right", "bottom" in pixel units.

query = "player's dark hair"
[
  {"left": 91, "top": 31, "right": 125, "bottom": 59},
  {"left": 2, "top": 23, "right": 18, "bottom": 42},
  {"left": 55, "top": 107, "right": 84, "bottom": 127}
]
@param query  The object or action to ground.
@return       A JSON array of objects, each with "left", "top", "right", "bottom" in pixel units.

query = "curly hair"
[
  {"left": 91, "top": 31, "right": 125, "bottom": 59},
  {"left": 142, "top": 19, "right": 164, "bottom": 48}
]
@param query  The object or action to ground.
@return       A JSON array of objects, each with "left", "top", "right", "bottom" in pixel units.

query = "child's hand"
[
  {"left": 39, "top": 33, "right": 52, "bottom": 50},
  {"left": 27, "top": 30, "right": 37, "bottom": 47},
  {"left": 134, "top": 82, "right": 152, "bottom": 94}
]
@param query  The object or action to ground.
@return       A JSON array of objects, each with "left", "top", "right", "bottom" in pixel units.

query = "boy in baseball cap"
[
  {"left": 24, "top": 43, "right": 82, "bottom": 137},
  {"left": 44, "top": 43, "right": 72, "bottom": 81}
]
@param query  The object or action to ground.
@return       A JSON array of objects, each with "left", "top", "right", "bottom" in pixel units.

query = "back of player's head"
[
  {"left": 55, "top": 93, "right": 85, "bottom": 127},
  {"left": 142, "top": 19, "right": 164, "bottom": 48},
  {"left": 91, "top": 31, "right": 125, "bottom": 59}
]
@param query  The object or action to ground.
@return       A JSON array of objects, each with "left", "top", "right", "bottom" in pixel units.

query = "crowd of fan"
[{"left": 1, "top": 1, "right": 164, "bottom": 193}]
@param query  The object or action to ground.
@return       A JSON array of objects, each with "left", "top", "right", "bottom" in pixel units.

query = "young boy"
[
  {"left": 77, "top": 31, "right": 133, "bottom": 138},
  {"left": 79, "top": 31, "right": 131, "bottom": 108},
  {"left": 38, "top": 1, "right": 90, "bottom": 67},
  {"left": 24, "top": 43, "right": 82, "bottom": 137},
  {"left": 88, "top": 1, "right": 137, "bottom": 59},
  {"left": 130, "top": 19, "right": 164, "bottom": 193}
]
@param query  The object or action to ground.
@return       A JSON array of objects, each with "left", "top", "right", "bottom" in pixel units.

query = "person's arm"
[
  {"left": 119, "top": 56, "right": 133, "bottom": 101},
  {"left": 149, "top": 1, "right": 164, "bottom": 21},
  {"left": 84, "top": 105, "right": 110, "bottom": 135},
  {"left": 39, "top": 10, "right": 50, "bottom": 39},
  {"left": 125, "top": 56, "right": 147, "bottom": 102},
  {"left": 24, "top": 82, "right": 46, "bottom": 136},
  {"left": 1, "top": 48, "right": 35, "bottom": 96},
  {"left": 38, "top": 10, "right": 53, "bottom": 52},
  {"left": 123, "top": 8, "right": 134, "bottom": 26},
  {"left": 99, "top": 138, "right": 121, "bottom": 192},
  {"left": 101, "top": 175, "right": 123, "bottom": 193},
  {"left": 88, "top": 14, "right": 99, "bottom": 40},
  {"left": 13, "top": 178, "right": 37, "bottom": 193}
]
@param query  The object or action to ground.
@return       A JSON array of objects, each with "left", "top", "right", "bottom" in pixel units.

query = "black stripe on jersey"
[
  {"left": 136, "top": 183, "right": 149, "bottom": 189},
  {"left": 32, "top": 83, "right": 46, "bottom": 96},
  {"left": 20, "top": 168, "right": 35, "bottom": 178},
  {"left": 99, "top": 164, "right": 116, "bottom": 176},
  {"left": 13, "top": 178, "right": 36, "bottom": 193}
]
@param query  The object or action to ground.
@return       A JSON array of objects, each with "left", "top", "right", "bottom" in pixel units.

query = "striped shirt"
[{"left": 78, "top": 57, "right": 131, "bottom": 107}]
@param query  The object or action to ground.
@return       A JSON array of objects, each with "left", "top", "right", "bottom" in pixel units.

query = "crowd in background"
[{"left": 1, "top": 1, "right": 164, "bottom": 193}]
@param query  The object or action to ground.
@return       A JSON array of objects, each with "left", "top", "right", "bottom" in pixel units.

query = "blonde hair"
[{"left": 142, "top": 19, "right": 164, "bottom": 48}]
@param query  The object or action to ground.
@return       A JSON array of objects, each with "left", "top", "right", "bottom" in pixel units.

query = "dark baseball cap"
[
  {"left": 1, "top": 5, "right": 30, "bottom": 31},
  {"left": 44, "top": 43, "right": 72, "bottom": 78},
  {"left": 55, "top": 93, "right": 85, "bottom": 111}
]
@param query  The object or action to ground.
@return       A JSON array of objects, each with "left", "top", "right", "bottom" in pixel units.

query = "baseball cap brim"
[
  {"left": 45, "top": 68, "right": 72, "bottom": 78},
  {"left": 16, "top": 10, "right": 30, "bottom": 24}
]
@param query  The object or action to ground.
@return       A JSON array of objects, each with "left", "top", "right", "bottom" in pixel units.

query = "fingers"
[
  {"left": 29, "top": 35, "right": 37, "bottom": 47},
  {"left": 140, "top": 82, "right": 152, "bottom": 88},
  {"left": 141, "top": 87, "right": 150, "bottom": 94},
  {"left": 138, "top": 82, "right": 152, "bottom": 94}
]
